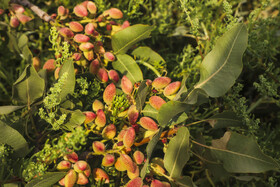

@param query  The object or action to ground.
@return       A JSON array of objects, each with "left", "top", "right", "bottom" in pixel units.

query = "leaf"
[
  {"left": 12, "top": 65, "right": 45, "bottom": 105},
  {"left": 207, "top": 111, "right": 242, "bottom": 128},
  {"left": 131, "top": 46, "right": 165, "bottom": 65},
  {"left": 113, "top": 54, "right": 143, "bottom": 84},
  {"left": 0, "top": 120, "right": 29, "bottom": 157},
  {"left": 58, "top": 60, "right": 75, "bottom": 101},
  {"left": 0, "top": 0, "right": 10, "bottom": 9},
  {"left": 172, "top": 176, "right": 194, "bottom": 187},
  {"left": 157, "top": 101, "right": 190, "bottom": 127},
  {"left": 112, "top": 24, "right": 154, "bottom": 54},
  {"left": 164, "top": 127, "right": 190, "bottom": 178},
  {"left": 182, "top": 89, "right": 209, "bottom": 105},
  {"left": 194, "top": 23, "right": 248, "bottom": 97},
  {"left": 26, "top": 172, "right": 66, "bottom": 187},
  {"left": 60, "top": 109, "right": 85, "bottom": 131},
  {"left": 18, "top": 34, "right": 33, "bottom": 62},
  {"left": 169, "top": 112, "right": 188, "bottom": 126},
  {"left": 173, "top": 74, "right": 188, "bottom": 101},
  {"left": 142, "top": 104, "right": 158, "bottom": 120},
  {"left": 140, "top": 128, "right": 163, "bottom": 178},
  {"left": 211, "top": 131, "right": 280, "bottom": 173},
  {"left": 0, "top": 105, "right": 25, "bottom": 115},
  {"left": 135, "top": 81, "right": 149, "bottom": 112}
]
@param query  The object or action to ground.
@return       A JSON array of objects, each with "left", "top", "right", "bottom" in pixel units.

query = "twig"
[{"left": 10, "top": 0, "right": 54, "bottom": 23}]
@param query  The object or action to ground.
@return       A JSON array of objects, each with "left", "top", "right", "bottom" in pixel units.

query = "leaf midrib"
[
  {"left": 117, "top": 56, "right": 137, "bottom": 83},
  {"left": 195, "top": 25, "right": 244, "bottom": 89}
]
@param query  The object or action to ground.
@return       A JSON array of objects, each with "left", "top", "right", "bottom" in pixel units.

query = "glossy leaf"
[
  {"left": 0, "top": 120, "right": 29, "bottom": 157},
  {"left": 113, "top": 54, "right": 143, "bottom": 84},
  {"left": 112, "top": 24, "right": 154, "bottom": 54},
  {"left": 164, "top": 127, "right": 190, "bottom": 178},
  {"left": 131, "top": 46, "right": 165, "bottom": 65},
  {"left": 135, "top": 81, "right": 149, "bottom": 112},
  {"left": 12, "top": 65, "right": 45, "bottom": 105},
  {"left": 0, "top": 105, "right": 25, "bottom": 115},
  {"left": 60, "top": 109, "right": 85, "bottom": 131},
  {"left": 26, "top": 172, "right": 66, "bottom": 187},
  {"left": 194, "top": 23, "right": 248, "bottom": 97},
  {"left": 140, "top": 128, "right": 163, "bottom": 178},
  {"left": 211, "top": 131, "right": 280, "bottom": 173},
  {"left": 58, "top": 60, "right": 75, "bottom": 101},
  {"left": 157, "top": 101, "right": 190, "bottom": 127},
  {"left": 142, "top": 104, "right": 158, "bottom": 120},
  {"left": 207, "top": 111, "right": 242, "bottom": 128}
]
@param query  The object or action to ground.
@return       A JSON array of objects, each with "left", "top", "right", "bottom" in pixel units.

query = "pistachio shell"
[
  {"left": 59, "top": 27, "right": 74, "bottom": 38},
  {"left": 125, "top": 177, "right": 143, "bottom": 187},
  {"left": 149, "top": 96, "right": 166, "bottom": 110},
  {"left": 139, "top": 117, "right": 158, "bottom": 131},
  {"left": 163, "top": 81, "right": 181, "bottom": 96},
  {"left": 102, "top": 124, "right": 116, "bottom": 139},
  {"left": 121, "top": 75, "right": 133, "bottom": 95},
  {"left": 92, "top": 99, "right": 104, "bottom": 112},
  {"left": 102, "top": 154, "right": 115, "bottom": 167},
  {"left": 43, "top": 59, "right": 56, "bottom": 72},
  {"left": 123, "top": 127, "right": 136, "bottom": 148},
  {"left": 93, "top": 168, "right": 109, "bottom": 183},
  {"left": 92, "top": 141, "right": 105, "bottom": 154},
  {"left": 95, "top": 109, "right": 106, "bottom": 127},
  {"left": 103, "top": 83, "right": 116, "bottom": 105},
  {"left": 87, "top": 1, "right": 97, "bottom": 14},
  {"left": 133, "top": 150, "right": 145, "bottom": 165},
  {"left": 97, "top": 68, "right": 108, "bottom": 82},
  {"left": 73, "top": 34, "right": 90, "bottom": 43},
  {"left": 152, "top": 77, "right": 171, "bottom": 89},
  {"left": 69, "top": 21, "right": 83, "bottom": 32},
  {"left": 73, "top": 4, "right": 88, "bottom": 17}
]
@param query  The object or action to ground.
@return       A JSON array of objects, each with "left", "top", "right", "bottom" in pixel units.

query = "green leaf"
[
  {"left": 60, "top": 109, "right": 85, "bottom": 131},
  {"left": 172, "top": 176, "right": 194, "bottom": 187},
  {"left": 140, "top": 128, "right": 163, "bottom": 178},
  {"left": 207, "top": 111, "right": 242, "bottom": 128},
  {"left": 173, "top": 74, "right": 188, "bottom": 101},
  {"left": 58, "top": 60, "right": 75, "bottom": 101},
  {"left": 18, "top": 34, "right": 33, "bottom": 62},
  {"left": 26, "top": 172, "right": 66, "bottom": 187},
  {"left": 112, "top": 24, "right": 154, "bottom": 54},
  {"left": 135, "top": 81, "right": 149, "bottom": 112},
  {"left": 113, "top": 54, "right": 143, "bottom": 84},
  {"left": 131, "top": 46, "right": 165, "bottom": 65},
  {"left": 157, "top": 101, "right": 190, "bottom": 127},
  {"left": 0, "top": 120, "right": 29, "bottom": 157},
  {"left": 169, "top": 112, "right": 188, "bottom": 126},
  {"left": 0, "top": 105, "right": 25, "bottom": 115},
  {"left": 12, "top": 65, "right": 45, "bottom": 105},
  {"left": 0, "top": 0, "right": 10, "bottom": 9},
  {"left": 164, "top": 127, "right": 190, "bottom": 178},
  {"left": 142, "top": 104, "right": 158, "bottom": 120},
  {"left": 211, "top": 131, "right": 280, "bottom": 173},
  {"left": 194, "top": 23, "right": 248, "bottom": 97}
]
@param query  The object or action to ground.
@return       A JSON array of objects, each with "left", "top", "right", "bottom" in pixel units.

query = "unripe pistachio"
[
  {"left": 72, "top": 53, "right": 82, "bottom": 61},
  {"left": 150, "top": 163, "right": 166, "bottom": 176},
  {"left": 76, "top": 173, "right": 89, "bottom": 185},
  {"left": 83, "top": 165, "right": 91, "bottom": 177},
  {"left": 69, "top": 21, "right": 83, "bottom": 32},
  {"left": 149, "top": 96, "right": 166, "bottom": 110},
  {"left": 151, "top": 179, "right": 170, "bottom": 187},
  {"left": 127, "top": 105, "right": 139, "bottom": 125},
  {"left": 83, "top": 50, "right": 94, "bottom": 61},
  {"left": 97, "top": 68, "right": 108, "bottom": 83},
  {"left": 32, "top": 57, "right": 41, "bottom": 71},
  {"left": 89, "top": 59, "right": 100, "bottom": 74},
  {"left": 102, "top": 124, "right": 116, "bottom": 139},
  {"left": 57, "top": 160, "right": 71, "bottom": 171},
  {"left": 92, "top": 141, "right": 105, "bottom": 154},
  {"left": 114, "top": 157, "right": 126, "bottom": 171},
  {"left": 92, "top": 99, "right": 104, "bottom": 112},
  {"left": 152, "top": 77, "right": 171, "bottom": 89},
  {"left": 95, "top": 109, "right": 106, "bottom": 127},
  {"left": 121, "top": 75, "right": 133, "bottom": 95},
  {"left": 73, "top": 4, "right": 88, "bottom": 17},
  {"left": 16, "top": 14, "right": 32, "bottom": 24},
  {"left": 93, "top": 168, "right": 109, "bottom": 183},
  {"left": 106, "top": 24, "right": 112, "bottom": 31},
  {"left": 81, "top": 0, "right": 89, "bottom": 7},
  {"left": 104, "top": 52, "right": 115, "bottom": 61},
  {"left": 43, "top": 59, "right": 56, "bottom": 72},
  {"left": 103, "top": 83, "right": 116, "bottom": 105},
  {"left": 102, "top": 154, "right": 115, "bottom": 167},
  {"left": 64, "top": 169, "right": 77, "bottom": 187},
  {"left": 133, "top": 150, "right": 144, "bottom": 165},
  {"left": 11, "top": 4, "right": 25, "bottom": 14},
  {"left": 85, "top": 23, "right": 95, "bottom": 35},
  {"left": 57, "top": 6, "right": 66, "bottom": 16},
  {"left": 146, "top": 79, "right": 152, "bottom": 86},
  {"left": 123, "top": 127, "right": 135, "bottom": 148},
  {"left": 59, "top": 177, "right": 65, "bottom": 186},
  {"left": 54, "top": 67, "right": 61, "bottom": 80},
  {"left": 108, "top": 70, "right": 120, "bottom": 83},
  {"left": 59, "top": 27, "right": 74, "bottom": 38},
  {"left": 73, "top": 34, "right": 90, "bottom": 43},
  {"left": 10, "top": 16, "right": 20, "bottom": 28},
  {"left": 125, "top": 177, "right": 143, "bottom": 187},
  {"left": 121, "top": 20, "right": 130, "bottom": 29},
  {"left": 87, "top": 1, "right": 97, "bottom": 14},
  {"left": 127, "top": 164, "right": 139, "bottom": 179},
  {"left": 163, "top": 81, "right": 181, "bottom": 96},
  {"left": 94, "top": 45, "right": 105, "bottom": 54},
  {"left": 0, "top": 9, "right": 4, "bottom": 15},
  {"left": 117, "top": 129, "right": 127, "bottom": 142},
  {"left": 120, "top": 154, "right": 136, "bottom": 173},
  {"left": 73, "top": 160, "right": 88, "bottom": 173},
  {"left": 83, "top": 111, "right": 96, "bottom": 124},
  {"left": 64, "top": 151, "right": 79, "bottom": 163},
  {"left": 106, "top": 8, "right": 123, "bottom": 19},
  {"left": 139, "top": 117, "right": 158, "bottom": 131},
  {"left": 79, "top": 42, "right": 94, "bottom": 51}
]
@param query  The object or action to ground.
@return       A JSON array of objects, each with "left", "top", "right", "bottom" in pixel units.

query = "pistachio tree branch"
[{"left": 10, "top": 0, "right": 54, "bottom": 23}]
